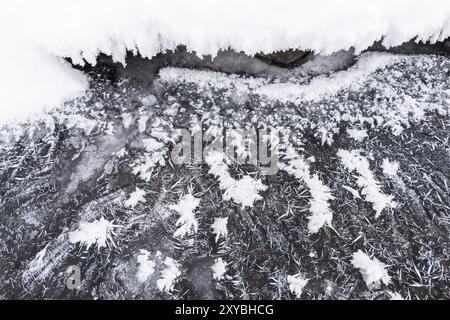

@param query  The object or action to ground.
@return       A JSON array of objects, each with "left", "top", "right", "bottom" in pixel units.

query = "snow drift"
[{"left": 2, "top": 0, "right": 450, "bottom": 123}]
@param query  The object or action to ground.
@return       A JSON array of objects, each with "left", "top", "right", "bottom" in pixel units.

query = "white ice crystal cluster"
[
  {"left": 287, "top": 274, "right": 309, "bottom": 298},
  {"left": 351, "top": 250, "right": 391, "bottom": 289},
  {"left": 211, "top": 258, "right": 228, "bottom": 280},
  {"left": 156, "top": 257, "right": 181, "bottom": 292},
  {"left": 205, "top": 151, "right": 267, "bottom": 208},
  {"left": 211, "top": 217, "right": 228, "bottom": 242},
  {"left": 169, "top": 193, "right": 201, "bottom": 238},
  {"left": 69, "top": 217, "right": 117, "bottom": 249},
  {"left": 337, "top": 149, "right": 397, "bottom": 218}
]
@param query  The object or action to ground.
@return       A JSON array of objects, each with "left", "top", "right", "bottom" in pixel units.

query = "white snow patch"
[
  {"left": 24, "top": 244, "right": 49, "bottom": 276},
  {"left": 69, "top": 217, "right": 117, "bottom": 249},
  {"left": 351, "top": 250, "right": 391, "bottom": 289},
  {"left": 382, "top": 158, "right": 400, "bottom": 178},
  {"left": 211, "top": 258, "right": 228, "bottom": 280},
  {"left": 205, "top": 151, "right": 267, "bottom": 208},
  {"left": 159, "top": 67, "right": 265, "bottom": 95},
  {"left": 287, "top": 274, "right": 309, "bottom": 298},
  {"left": 347, "top": 128, "right": 368, "bottom": 142},
  {"left": 169, "top": 194, "right": 200, "bottom": 238},
  {"left": 211, "top": 217, "right": 228, "bottom": 242},
  {"left": 337, "top": 149, "right": 396, "bottom": 218},
  {"left": 124, "top": 187, "right": 146, "bottom": 208},
  {"left": 156, "top": 257, "right": 181, "bottom": 292},
  {"left": 136, "top": 249, "right": 156, "bottom": 283},
  {"left": 0, "top": 45, "right": 88, "bottom": 125}
]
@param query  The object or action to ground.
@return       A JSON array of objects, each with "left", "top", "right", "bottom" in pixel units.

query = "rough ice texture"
[{"left": 2, "top": 0, "right": 450, "bottom": 123}]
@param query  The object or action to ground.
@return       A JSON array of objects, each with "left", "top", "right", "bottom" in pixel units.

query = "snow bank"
[{"left": 2, "top": 0, "right": 450, "bottom": 123}]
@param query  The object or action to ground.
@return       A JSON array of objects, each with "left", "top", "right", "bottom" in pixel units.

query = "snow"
[
  {"left": 169, "top": 193, "right": 200, "bottom": 238},
  {"left": 156, "top": 257, "right": 181, "bottom": 293},
  {"left": 0, "top": 44, "right": 88, "bottom": 125},
  {"left": 205, "top": 151, "right": 267, "bottom": 208},
  {"left": 351, "top": 250, "right": 391, "bottom": 289},
  {"left": 211, "top": 217, "right": 228, "bottom": 242},
  {"left": 382, "top": 158, "right": 400, "bottom": 178},
  {"left": 287, "top": 274, "right": 309, "bottom": 298},
  {"left": 337, "top": 149, "right": 396, "bottom": 218},
  {"left": 136, "top": 249, "right": 156, "bottom": 283},
  {"left": 69, "top": 217, "right": 117, "bottom": 249},
  {"left": 211, "top": 258, "right": 228, "bottom": 280},
  {"left": 3, "top": 1, "right": 450, "bottom": 124},
  {"left": 124, "top": 187, "right": 146, "bottom": 208}
]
